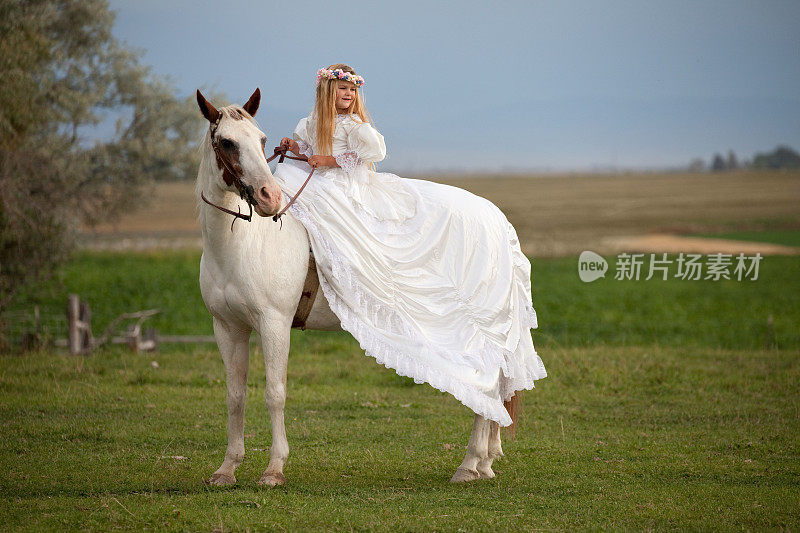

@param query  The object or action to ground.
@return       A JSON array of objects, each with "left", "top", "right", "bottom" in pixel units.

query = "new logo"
[{"left": 578, "top": 251, "right": 608, "bottom": 282}]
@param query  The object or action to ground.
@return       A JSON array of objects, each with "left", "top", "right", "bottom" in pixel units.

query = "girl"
[{"left": 275, "top": 64, "right": 546, "bottom": 428}]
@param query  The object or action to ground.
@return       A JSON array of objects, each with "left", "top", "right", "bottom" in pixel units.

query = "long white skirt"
[{"left": 274, "top": 159, "right": 546, "bottom": 426}]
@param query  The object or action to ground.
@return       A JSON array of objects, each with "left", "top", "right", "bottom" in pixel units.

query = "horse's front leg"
[
  {"left": 209, "top": 318, "right": 251, "bottom": 486},
  {"left": 258, "top": 315, "right": 291, "bottom": 487}
]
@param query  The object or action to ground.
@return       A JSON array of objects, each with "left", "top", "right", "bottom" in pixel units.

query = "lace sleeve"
[
  {"left": 334, "top": 151, "right": 362, "bottom": 174},
  {"left": 297, "top": 140, "right": 313, "bottom": 157}
]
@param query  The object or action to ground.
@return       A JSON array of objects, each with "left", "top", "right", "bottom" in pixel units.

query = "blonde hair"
[{"left": 313, "top": 63, "right": 372, "bottom": 156}]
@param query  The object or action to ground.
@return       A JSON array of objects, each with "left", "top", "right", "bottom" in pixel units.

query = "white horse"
[{"left": 195, "top": 89, "right": 513, "bottom": 486}]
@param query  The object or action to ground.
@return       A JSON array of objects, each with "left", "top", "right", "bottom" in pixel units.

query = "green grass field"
[
  {"left": 692, "top": 229, "right": 800, "bottom": 248},
  {"left": 8, "top": 250, "right": 800, "bottom": 350},
  {"left": 2, "top": 250, "right": 799, "bottom": 530}
]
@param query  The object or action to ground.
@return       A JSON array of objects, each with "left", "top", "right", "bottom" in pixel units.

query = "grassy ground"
[
  {"left": 7, "top": 251, "right": 800, "bottom": 351},
  {"left": 1, "top": 251, "right": 799, "bottom": 530},
  {"left": 693, "top": 229, "right": 800, "bottom": 248},
  {"left": 1, "top": 343, "right": 798, "bottom": 531}
]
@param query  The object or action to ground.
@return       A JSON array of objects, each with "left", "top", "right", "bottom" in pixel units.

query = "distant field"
[
  {"left": 85, "top": 170, "right": 800, "bottom": 256},
  {"left": 439, "top": 170, "right": 800, "bottom": 256}
]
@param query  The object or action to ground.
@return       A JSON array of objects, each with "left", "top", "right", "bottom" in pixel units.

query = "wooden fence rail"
[{"left": 62, "top": 295, "right": 216, "bottom": 355}]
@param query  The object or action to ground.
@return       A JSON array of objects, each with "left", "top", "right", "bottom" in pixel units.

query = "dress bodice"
[{"left": 293, "top": 114, "right": 386, "bottom": 164}]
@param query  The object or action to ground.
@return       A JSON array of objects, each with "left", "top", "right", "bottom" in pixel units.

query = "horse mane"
[{"left": 219, "top": 105, "right": 256, "bottom": 123}]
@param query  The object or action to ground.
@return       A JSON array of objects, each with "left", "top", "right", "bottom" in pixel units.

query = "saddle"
[{"left": 291, "top": 253, "right": 320, "bottom": 330}]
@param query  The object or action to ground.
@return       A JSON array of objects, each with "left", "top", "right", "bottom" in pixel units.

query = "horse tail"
[{"left": 503, "top": 392, "right": 521, "bottom": 438}]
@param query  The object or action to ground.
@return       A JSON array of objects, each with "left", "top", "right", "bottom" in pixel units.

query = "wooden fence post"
[{"left": 67, "top": 294, "right": 92, "bottom": 355}]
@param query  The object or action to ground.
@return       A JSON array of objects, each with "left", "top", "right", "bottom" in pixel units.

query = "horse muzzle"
[{"left": 253, "top": 180, "right": 283, "bottom": 217}]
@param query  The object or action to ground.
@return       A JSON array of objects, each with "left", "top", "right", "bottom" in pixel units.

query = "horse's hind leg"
[
  {"left": 451, "top": 414, "right": 491, "bottom": 483},
  {"left": 209, "top": 318, "right": 251, "bottom": 486},
  {"left": 478, "top": 421, "right": 503, "bottom": 479}
]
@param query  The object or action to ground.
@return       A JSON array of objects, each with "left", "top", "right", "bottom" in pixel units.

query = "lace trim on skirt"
[{"left": 288, "top": 201, "right": 546, "bottom": 426}]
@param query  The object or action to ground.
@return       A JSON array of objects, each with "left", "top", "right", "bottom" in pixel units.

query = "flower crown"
[{"left": 316, "top": 67, "right": 365, "bottom": 87}]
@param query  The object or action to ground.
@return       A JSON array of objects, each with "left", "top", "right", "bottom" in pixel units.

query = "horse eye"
[{"left": 220, "top": 138, "right": 236, "bottom": 150}]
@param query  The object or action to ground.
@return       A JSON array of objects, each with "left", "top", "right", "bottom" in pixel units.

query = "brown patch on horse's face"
[
  {"left": 208, "top": 107, "right": 264, "bottom": 191},
  {"left": 199, "top": 97, "right": 282, "bottom": 215},
  {"left": 228, "top": 108, "right": 245, "bottom": 121},
  {"left": 210, "top": 128, "right": 242, "bottom": 187}
]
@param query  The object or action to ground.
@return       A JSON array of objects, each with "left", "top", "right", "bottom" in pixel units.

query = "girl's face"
[{"left": 335, "top": 81, "right": 357, "bottom": 113}]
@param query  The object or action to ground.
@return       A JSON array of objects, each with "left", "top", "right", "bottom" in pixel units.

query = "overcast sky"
[{"left": 109, "top": 0, "right": 800, "bottom": 172}]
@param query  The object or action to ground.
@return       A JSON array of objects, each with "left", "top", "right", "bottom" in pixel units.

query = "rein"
[
  {"left": 201, "top": 143, "right": 316, "bottom": 231},
  {"left": 266, "top": 147, "right": 315, "bottom": 224}
]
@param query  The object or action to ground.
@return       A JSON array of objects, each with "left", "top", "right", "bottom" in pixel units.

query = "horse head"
[{"left": 196, "top": 88, "right": 283, "bottom": 217}]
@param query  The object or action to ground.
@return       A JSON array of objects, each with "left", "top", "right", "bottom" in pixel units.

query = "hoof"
[
  {"left": 258, "top": 471, "right": 286, "bottom": 487},
  {"left": 450, "top": 467, "right": 481, "bottom": 483},
  {"left": 477, "top": 466, "right": 496, "bottom": 479},
  {"left": 208, "top": 473, "right": 236, "bottom": 486}
]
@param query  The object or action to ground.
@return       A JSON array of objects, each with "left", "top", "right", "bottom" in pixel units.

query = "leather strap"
[
  {"left": 201, "top": 145, "right": 315, "bottom": 228},
  {"left": 200, "top": 191, "right": 252, "bottom": 232},
  {"left": 266, "top": 145, "right": 309, "bottom": 164},
  {"left": 268, "top": 146, "right": 315, "bottom": 222},
  {"left": 291, "top": 254, "right": 320, "bottom": 330}
]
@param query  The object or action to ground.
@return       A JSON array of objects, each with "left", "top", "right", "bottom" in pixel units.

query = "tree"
[
  {"left": 752, "top": 145, "right": 800, "bottom": 170},
  {"left": 687, "top": 158, "right": 705, "bottom": 172},
  {"left": 0, "top": 1, "right": 206, "bottom": 337},
  {"left": 726, "top": 150, "right": 739, "bottom": 171},
  {"left": 711, "top": 153, "right": 726, "bottom": 172}
]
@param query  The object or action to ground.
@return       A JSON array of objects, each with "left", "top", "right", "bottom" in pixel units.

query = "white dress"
[{"left": 274, "top": 113, "right": 546, "bottom": 426}]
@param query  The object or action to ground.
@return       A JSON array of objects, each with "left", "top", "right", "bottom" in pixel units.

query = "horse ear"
[
  {"left": 196, "top": 89, "right": 221, "bottom": 123},
  {"left": 242, "top": 88, "right": 260, "bottom": 117}
]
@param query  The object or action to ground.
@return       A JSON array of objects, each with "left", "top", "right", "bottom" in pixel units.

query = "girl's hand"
[
  {"left": 307, "top": 155, "right": 338, "bottom": 169},
  {"left": 280, "top": 137, "right": 299, "bottom": 155}
]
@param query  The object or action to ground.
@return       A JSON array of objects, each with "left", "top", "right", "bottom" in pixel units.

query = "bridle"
[{"left": 200, "top": 117, "right": 316, "bottom": 231}]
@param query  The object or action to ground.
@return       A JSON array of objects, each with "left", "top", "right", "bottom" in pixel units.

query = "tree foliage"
[
  {"left": 711, "top": 153, "right": 726, "bottom": 172},
  {"left": 726, "top": 150, "right": 738, "bottom": 171},
  {"left": 0, "top": 0, "right": 206, "bottom": 319},
  {"left": 752, "top": 145, "right": 800, "bottom": 170}
]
